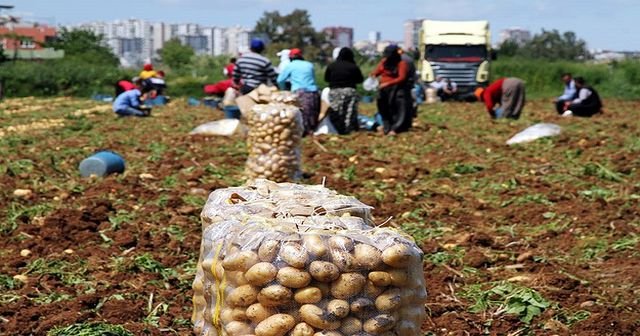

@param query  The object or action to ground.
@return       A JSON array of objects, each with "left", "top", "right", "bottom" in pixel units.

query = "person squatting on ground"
[
  {"left": 324, "top": 47, "right": 364, "bottom": 134},
  {"left": 430, "top": 76, "right": 458, "bottom": 102},
  {"left": 475, "top": 77, "right": 526, "bottom": 119},
  {"left": 233, "top": 38, "right": 277, "bottom": 95},
  {"left": 139, "top": 63, "right": 157, "bottom": 80},
  {"left": 277, "top": 48, "right": 320, "bottom": 136},
  {"left": 223, "top": 57, "right": 236, "bottom": 78},
  {"left": 112, "top": 85, "right": 152, "bottom": 117},
  {"left": 563, "top": 76, "right": 603, "bottom": 117},
  {"left": 554, "top": 72, "right": 577, "bottom": 114},
  {"left": 115, "top": 77, "right": 140, "bottom": 97},
  {"left": 371, "top": 45, "right": 413, "bottom": 135}
]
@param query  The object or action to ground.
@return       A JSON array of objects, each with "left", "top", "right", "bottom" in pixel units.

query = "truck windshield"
[{"left": 425, "top": 45, "right": 487, "bottom": 62}]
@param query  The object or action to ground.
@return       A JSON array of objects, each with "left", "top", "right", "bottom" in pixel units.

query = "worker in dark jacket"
[
  {"left": 563, "top": 77, "right": 603, "bottom": 117},
  {"left": 324, "top": 47, "right": 364, "bottom": 134},
  {"left": 474, "top": 77, "right": 526, "bottom": 119}
]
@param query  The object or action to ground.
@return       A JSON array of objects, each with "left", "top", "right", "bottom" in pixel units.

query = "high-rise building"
[
  {"left": 403, "top": 19, "right": 423, "bottom": 51},
  {"left": 225, "top": 26, "right": 251, "bottom": 55},
  {"left": 499, "top": 28, "right": 531, "bottom": 45},
  {"left": 368, "top": 31, "right": 381, "bottom": 44},
  {"left": 323, "top": 26, "right": 353, "bottom": 48}
]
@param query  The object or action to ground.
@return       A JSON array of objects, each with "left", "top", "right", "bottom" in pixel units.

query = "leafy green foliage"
[
  {"left": 133, "top": 253, "right": 177, "bottom": 280},
  {"left": 46, "top": 28, "right": 119, "bottom": 66},
  {"left": 24, "top": 258, "right": 89, "bottom": 287},
  {"left": 159, "top": 38, "right": 195, "bottom": 70},
  {"left": 498, "top": 29, "right": 589, "bottom": 61},
  {"left": 48, "top": 322, "right": 133, "bottom": 336},
  {"left": 254, "top": 9, "right": 329, "bottom": 63},
  {"left": 461, "top": 281, "right": 551, "bottom": 323}
]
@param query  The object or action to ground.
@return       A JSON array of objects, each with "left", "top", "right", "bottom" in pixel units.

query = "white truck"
[{"left": 419, "top": 20, "right": 495, "bottom": 96}]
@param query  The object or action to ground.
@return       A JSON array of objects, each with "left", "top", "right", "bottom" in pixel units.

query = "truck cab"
[{"left": 419, "top": 20, "right": 493, "bottom": 96}]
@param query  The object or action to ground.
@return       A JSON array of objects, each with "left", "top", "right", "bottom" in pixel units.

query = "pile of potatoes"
[
  {"left": 245, "top": 104, "right": 303, "bottom": 182},
  {"left": 193, "top": 216, "right": 427, "bottom": 336}
]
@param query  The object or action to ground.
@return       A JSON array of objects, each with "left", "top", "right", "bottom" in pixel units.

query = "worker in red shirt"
[
  {"left": 223, "top": 57, "right": 236, "bottom": 79},
  {"left": 474, "top": 77, "right": 525, "bottom": 119}
]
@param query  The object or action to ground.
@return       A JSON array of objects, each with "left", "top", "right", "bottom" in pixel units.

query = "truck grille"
[{"left": 431, "top": 62, "right": 482, "bottom": 92}]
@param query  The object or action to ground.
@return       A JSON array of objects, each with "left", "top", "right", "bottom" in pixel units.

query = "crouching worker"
[
  {"left": 112, "top": 86, "right": 152, "bottom": 117},
  {"left": 475, "top": 77, "right": 526, "bottom": 119},
  {"left": 563, "top": 77, "right": 603, "bottom": 117}
]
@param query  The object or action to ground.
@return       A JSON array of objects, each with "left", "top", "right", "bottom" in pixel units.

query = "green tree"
[
  {"left": 46, "top": 28, "right": 119, "bottom": 65},
  {"left": 518, "top": 29, "right": 590, "bottom": 61},
  {"left": 254, "top": 9, "right": 330, "bottom": 63},
  {"left": 159, "top": 38, "right": 195, "bottom": 70},
  {"left": 498, "top": 39, "right": 520, "bottom": 58},
  {"left": 0, "top": 42, "right": 7, "bottom": 63}
]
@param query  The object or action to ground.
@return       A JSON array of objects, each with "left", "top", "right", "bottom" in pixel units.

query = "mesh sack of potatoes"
[
  {"left": 200, "top": 179, "right": 374, "bottom": 229},
  {"left": 193, "top": 216, "right": 427, "bottom": 336},
  {"left": 245, "top": 104, "right": 304, "bottom": 182},
  {"left": 193, "top": 180, "right": 375, "bottom": 333}
]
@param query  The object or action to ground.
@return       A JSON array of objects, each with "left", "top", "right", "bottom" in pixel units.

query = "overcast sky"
[{"left": 8, "top": 0, "right": 640, "bottom": 50}]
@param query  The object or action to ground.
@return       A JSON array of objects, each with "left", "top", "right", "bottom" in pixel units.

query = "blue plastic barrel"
[
  {"left": 203, "top": 98, "right": 220, "bottom": 109},
  {"left": 188, "top": 97, "right": 201, "bottom": 106},
  {"left": 79, "top": 151, "right": 126, "bottom": 177},
  {"left": 147, "top": 95, "right": 168, "bottom": 106},
  {"left": 223, "top": 106, "right": 241, "bottom": 119}
]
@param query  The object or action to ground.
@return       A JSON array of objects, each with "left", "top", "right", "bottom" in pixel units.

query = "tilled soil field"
[{"left": 0, "top": 97, "right": 638, "bottom": 335}]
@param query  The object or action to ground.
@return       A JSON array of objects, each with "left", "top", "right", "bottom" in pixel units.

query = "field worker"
[
  {"left": 112, "top": 86, "right": 151, "bottom": 117},
  {"left": 398, "top": 47, "right": 418, "bottom": 117},
  {"left": 474, "top": 77, "right": 526, "bottom": 119},
  {"left": 430, "top": 76, "right": 458, "bottom": 102},
  {"left": 562, "top": 76, "right": 603, "bottom": 117},
  {"left": 553, "top": 72, "right": 577, "bottom": 114},
  {"left": 139, "top": 63, "right": 157, "bottom": 80},
  {"left": 324, "top": 47, "right": 364, "bottom": 134},
  {"left": 371, "top": 45, "right": 412, "bottom": 135},
  {"left": 277, "top": 48, "right": 320, "bottom": 136},
  {"left": 233, "top": 38, "right": 278, "bottom": 95},
  {"left": 276, "top": 49, "right": 291, "bottom": 73},
  {"left": 115, "top": 77, "right": 140, "bottom": 97},
  {"left": 223, "top": 57, "right": 236, "bottom": 78}
]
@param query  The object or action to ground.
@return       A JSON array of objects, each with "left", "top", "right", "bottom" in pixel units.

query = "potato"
[
  {"left": 220, "top": 307, "right": 243, "bottom": 324},
  {"left": 254, "top": 313, "right": 296, "bottom": 336},
  {"left": 225, "top": 321, "right": 254, "bottom": 336},
  {"left": 223, "top": 250, "right": 259, "bottom": 272},
  {"left": 354, "top": 244, "right": 383, "bottom": 270},
  {"left": 226, "top": 284, "right": 259, "bottom": 307},
  {"left": 329, "top": 249, "right": 356, "bottom": 272},
  {"left": 228, "top": 271, "right": 249, "bottom": 286},
  {"left": 279, "top": 242, "right": 309, "bottom": 268},
  {"left": 375, "top": 289, "right": 402, "bottom": 312},
  {"left": 277, "top": 267, "right": 312, "bottom": 288},
  {"left": 246, "top": 303, "right": 277, "bottom": 323},
  {"left": 312, "top": 281, "right": 330, "bottom": 297},
  {"left": 258, "top": 284, "right": 293, "bottom": 307},
  {"left": 339, "top": 317, "right": 363, "bottom": 335},
  {"left": 364, "top": 280, "right": 385, "bottom": 297},
  {"left": 363, "top": 314, "right": 397, "bottom": 334},
  {"left": 259, "top": 240, "right": 280, "bottom": 262},
  {"left": 368, "top": 271, "right": 391, "bottom": 287},
  {"left": 326, "top": 299, "right": 350, "bottom": 319},
  {"left": 313, "top": 332, "right": 343, "bottom": 336},
  {"left": 387, "top": 269, "right": 408, "bottom": 287},
  {"left": 381, "top": 244, "right": 418, "bottom": 268},
  {"left": 294, "top": 287, "right": 322, "bottom": 304},
  {"left": 246, "top": 262, "right": 278, "bottom": 286},
  {"left": 303, "top": 235, "right": 328, "bottom": 257},
  {"left": 328, "top": 236, "right": 354, "bottom": 251},
  {"left": 331, "top": 273, "right": 366, "bottom": 299},
  {"left": 309, "top": 261, "right": 340, "bottom": 282},
  {"left": 290, "top": 322, "right": 315, "bottom": 336},
  {"left": 299, "top": 304, "right": 341, "bottom": 330},
  {"left": 349, "top": 298, "right": 375, "bottom": 317}
]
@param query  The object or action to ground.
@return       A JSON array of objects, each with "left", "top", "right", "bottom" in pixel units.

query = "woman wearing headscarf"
[
  {"left": 324, "top": 47, "right": 364, "bottom": 134},
  {"left": 277, "top": 48, "right": 320, "bottom": 136},
  {"left": 371, "top": 45, "right": 411, "bottom": 135}
]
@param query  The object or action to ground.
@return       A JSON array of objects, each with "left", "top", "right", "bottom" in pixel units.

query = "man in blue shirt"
[
  {"left": 112, "top": 88, "right": 150, "bottom": 117},
  {"left": 553, "top": 73, "right": 576, "bottom": 114},
  {"left": 276, "top": 48, "right": 320, "bottom": 135}
]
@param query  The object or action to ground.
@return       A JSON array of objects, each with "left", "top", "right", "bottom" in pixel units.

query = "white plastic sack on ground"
[
  {"left": 190, "top": 119, "right": 242, "bottom": 136},
  {"left": 363, "top": 77, "right": 379, "bottom": 91},
  {"left": 506, "top": 123, "right": 562, "bottom": 145},
  {"left": 314, "top": 116, "right": 338, "bottom": 135}
]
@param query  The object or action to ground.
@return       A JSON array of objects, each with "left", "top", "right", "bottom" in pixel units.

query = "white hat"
[{"left": 276, "top": 49, "right": 290, "bottom": 57}]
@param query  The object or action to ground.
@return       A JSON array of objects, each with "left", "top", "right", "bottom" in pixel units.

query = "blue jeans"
[{"left": 115, "top": 106, "right": 147, "bottom": 117}]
